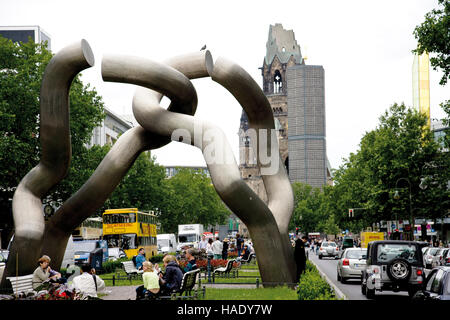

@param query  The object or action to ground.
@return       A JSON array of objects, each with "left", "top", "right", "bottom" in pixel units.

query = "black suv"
[{"left": 361, "top": 240, "right": 425, "bottom": 299}]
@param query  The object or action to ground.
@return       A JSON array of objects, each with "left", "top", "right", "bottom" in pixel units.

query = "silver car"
[
  {"left": 423, "top": 247, "right": 441, "bottom": 269},
  {"left": 337, "top": 248, "right": 367, "bottom": 283},
  {"left": 436, "top": 248, "right": 449, "bottom": 266},
  {"left": 318, "top": 241, "right": 339, "bottom": 259}
]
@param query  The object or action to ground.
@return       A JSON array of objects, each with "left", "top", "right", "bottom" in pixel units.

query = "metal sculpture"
[{"left": 1, "top": 39, "right": 296, "bottom": 288}]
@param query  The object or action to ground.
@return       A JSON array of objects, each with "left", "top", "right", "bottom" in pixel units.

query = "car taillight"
[
  {"left": 447, "top": 257, "right": 450, "bottom": 263},
  {"left": 373, "top": 267, "right": 379, "bottom": 274},
  {"left": 343, "top": 259, "right": 349, "bottom": 266},
  {"left": 320, "top": 248, "right": 323, "bottom": 251},
  {"left": 416, "top": 269, "right": 423, "bottom": 276},
  {"left": 336, "top": 248, "right": 339, "bottom": 251}
]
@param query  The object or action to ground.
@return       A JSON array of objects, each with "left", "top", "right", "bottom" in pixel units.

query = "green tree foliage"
[
  {"left": 0, "top": 36, "right": 105, "bottom": 245},
  {"left": 413, "top": 0, "right": 450, "bottom": 85},
  {"left": 290, "top": 182, "right": 325, "bottom": 234},
  {"left": 332, "top": 104, "right": 447, "bottom": 235},
  {"left": 103, "top": 152, "right": 168, "bottom": 216},
  {"left": 161, "top": 168, "right": 229, "bottom": 233}
]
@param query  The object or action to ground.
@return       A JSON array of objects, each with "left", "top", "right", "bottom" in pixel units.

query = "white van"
[
  {"left": 157, "top": 234, "right": 177, "bottom": 254},
  {"left": 61, "top": 236, "right": 76, "bottom": 269}
]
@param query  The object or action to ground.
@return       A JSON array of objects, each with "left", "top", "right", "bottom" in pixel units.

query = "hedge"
[{"left": 297, "top": 260, "right": 338, "bottom": 300}]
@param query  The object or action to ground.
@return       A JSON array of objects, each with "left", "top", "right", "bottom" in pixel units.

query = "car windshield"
[
  {"left": 74, "top": 251, "right": 90, "bottom": 256},
  {"left": 73, "top": 242, "right": 96, "bottom": 252},
  {"left": 0, "top": 251, "right": 8, "bottom": 262},
  {"left": 346, "top": 250, "right": 367, "bottom": 259},
  {"left": 328, "top": 243, "right": 336, "bottom": 247},
  {"left": 376, "top": 244, "right": 418, "bottom": 264},
  {"left": 321, "top": 243, "right": 329, "bottom": 247},
  {"left": 428, "top": 248, "right": 439, "bottom": 255},
  {"left": 158, "top": 239, "right": 169, "bottom": 247},
  {"left": 179, "top": 234, "right": 197, "bottom": 243}
]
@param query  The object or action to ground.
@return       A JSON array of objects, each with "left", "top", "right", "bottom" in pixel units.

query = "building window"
[{"left": 273, "top": 70, "right": 283, "bottom": 94}]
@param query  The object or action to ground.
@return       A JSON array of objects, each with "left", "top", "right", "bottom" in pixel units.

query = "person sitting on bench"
[
  {"left": 184, "top": 248, "right": 197, "bottom": 273},
  {"left": 136, "top": 261, "right": 160, "bottom": 300},
  {"left": 159, "top": 255, "right": 183, "bottom": 295},
  {"left": 236, "top": 245, "right": 250, "bottom": 262}
]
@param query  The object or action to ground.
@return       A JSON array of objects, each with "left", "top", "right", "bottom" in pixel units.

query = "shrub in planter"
[{"left": 297, "top": 262, "right": 337, "bottom": 300}]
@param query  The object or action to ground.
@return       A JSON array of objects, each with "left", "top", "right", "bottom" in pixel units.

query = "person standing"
[
  {"left": 294, "top": 235, "right": 308, "bottom": 282},
  {"left": 236, "top": 234, "right": 244, "bottom": 257},
  {"left": 206, "top": 238, "right": 214, "bottom": 259},
  {"left": 212, "top": 237, "right": 223, "bottom": 260},
  {"left": 222, "top": 238, "right": 229, "bottom": 260},
  {"left": 198, "top": 235, "right": 208, "bottom": 250}
]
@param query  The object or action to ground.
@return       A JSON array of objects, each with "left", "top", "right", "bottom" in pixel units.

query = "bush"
[
  {"left": 149, "top": 254, "right": 165, "bottom": 264},
  {"left": 101, "top": 258, "right": 128, "bottom": 274},
  {"left": 297, "top": 261, "right": 337, "bottom": 300}
]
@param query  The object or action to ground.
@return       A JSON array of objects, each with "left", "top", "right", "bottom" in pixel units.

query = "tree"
[
  {"left": 160, "top": 168, "right": 229, "bottom": 233},
  {"left": 413, "top": 0, "right": 450, "bottom": 85},
  {"left": 331, "top": 103, "right": 447, "bottom": 239},
  {"left": 104, "top": 152, "right": 168, "bottom": 215},
  {"left": 290, "top": 182, "right": 325, "bottom": 234},
  {"left": 0, "top": 36, "right": 105, "bottom": 246}
]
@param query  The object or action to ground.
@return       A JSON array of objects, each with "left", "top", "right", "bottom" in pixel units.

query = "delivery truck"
[
  {"left": 177, "top": 224, "right": 204, "bottom": 251},
  {"left": 360, "top": 231, "right": 384, "bottom": 248}
]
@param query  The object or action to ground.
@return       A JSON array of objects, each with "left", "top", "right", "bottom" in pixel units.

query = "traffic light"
[{"left": 348, "top": 209, "right": 354, "bottom": 217}]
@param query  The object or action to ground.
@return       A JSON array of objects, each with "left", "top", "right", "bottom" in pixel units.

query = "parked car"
[
  {"left": 341, "top": 237, "right": 355, "bottom": 250},
  {"left": 361, "top": 240, "right": 425, "bottom": 299},
  {"left": 0, "top": 249, "right": 7, "bottom": 281},
  {"left": 73, "top": 239, "right": 108, "bottom": 266},
  {"left": 436, "top": 248, "right": 449, "bottom": 266},
  {"left": 0, "top": 249, "right": 8, "bottom": 263},
  {"left": 444, "top": 249, "right": 450, "bottom": 266},
  {"left": 337, "top": 248, "right": 367, "bottom": 283},
  {"left": 412, "top": 266, "right": 450, "bottom": 301},
  {"left": 108, "top": 247, "right": 127, "bottom": 261},
  {"left": 318, "top": 241, "right": 339, "bottom": 259},
  {"left": 423, "top": 247, "right": 441, "bottom": 269}
]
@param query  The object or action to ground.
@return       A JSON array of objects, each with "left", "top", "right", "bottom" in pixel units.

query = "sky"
[{"left": 1, "top": 0, "right": 448, "bottom": 170}]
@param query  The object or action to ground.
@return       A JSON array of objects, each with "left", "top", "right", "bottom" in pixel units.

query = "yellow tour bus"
[
  {"left": 102, "top": 208, "right": 158, "bottom": 258},
  {"left": 72, "top": 217, "right": 103, "bottom": 240}
]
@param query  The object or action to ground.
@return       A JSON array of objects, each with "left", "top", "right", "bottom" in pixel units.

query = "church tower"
[{"left": 238, "top": 23, "right": 330, "bottom": 202}]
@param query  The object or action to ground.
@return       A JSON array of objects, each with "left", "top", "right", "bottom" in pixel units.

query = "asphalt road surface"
[{"left": 308, "top": 248, "right": 410, "bottom": 300}]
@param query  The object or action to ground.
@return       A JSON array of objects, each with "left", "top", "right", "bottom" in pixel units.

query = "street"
[{"left": 308, "top": 248, "right": 410, "bottom": 300}]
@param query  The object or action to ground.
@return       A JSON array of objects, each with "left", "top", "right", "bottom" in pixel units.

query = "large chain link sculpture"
[{"left": 1, "top": 40, "right": 296, "bottom": 288}]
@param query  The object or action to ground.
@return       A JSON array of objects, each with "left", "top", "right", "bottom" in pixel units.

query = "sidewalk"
[{"left": 102, "top": 283, "right": 258, "bottom": 300}]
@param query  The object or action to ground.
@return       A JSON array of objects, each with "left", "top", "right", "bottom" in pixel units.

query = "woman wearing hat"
[{"left": 222, "top": 238, "right": 229, "bottom": 260}]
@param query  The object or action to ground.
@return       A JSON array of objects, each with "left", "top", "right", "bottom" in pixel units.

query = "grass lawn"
[{"left": 201, "top": 286, "right": 297, "bottom": 300}]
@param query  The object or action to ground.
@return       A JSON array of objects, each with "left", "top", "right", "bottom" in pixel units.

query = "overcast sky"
[{"left": 1, "top": 0, "right": 448, "bottom": 170}]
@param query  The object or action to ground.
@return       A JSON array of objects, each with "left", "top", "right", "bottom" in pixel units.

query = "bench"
[
  {"left": 6, "top": 274, "right": 35, "bottom": 296},
  {"left": 212, "top": 259, "right": 236, "bottom": 281},
  {"left": 121, "top": 261, "right": 143, "bottom": 279},
  {"left": 157, "top": 268, "right": 204, "bottom": 300},
  {"left": 240, "top": 253, "right": 256, "bottom": 265}
]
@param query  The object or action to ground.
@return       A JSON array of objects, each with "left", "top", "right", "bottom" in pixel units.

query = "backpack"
[{"left": 132, "top": 255, "right": 137, "bottom": 266}]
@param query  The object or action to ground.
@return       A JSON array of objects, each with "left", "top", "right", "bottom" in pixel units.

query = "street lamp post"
[{"left": 394, "top": 177, "right": 414, "bottom": 240}]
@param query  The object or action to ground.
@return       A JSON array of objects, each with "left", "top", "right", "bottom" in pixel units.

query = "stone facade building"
[{"left": 239, "top": 24, "right": 331, "bottom": 203}]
